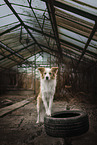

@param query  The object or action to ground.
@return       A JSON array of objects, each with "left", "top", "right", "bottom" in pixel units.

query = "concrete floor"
[{"left": 0, "top": 96, "right": 97, "bottom": 145}]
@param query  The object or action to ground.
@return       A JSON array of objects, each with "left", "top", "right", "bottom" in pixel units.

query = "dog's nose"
[{"left": 46, "top": 76, "right": 49, "bottom": 80}]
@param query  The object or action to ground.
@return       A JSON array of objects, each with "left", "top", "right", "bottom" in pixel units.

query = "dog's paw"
[
  {"left": 46, "top": 110, "right": 51, "bottom": 116},
  {"left": 36, "top": 120, "right": 39, "bottom": 124}
]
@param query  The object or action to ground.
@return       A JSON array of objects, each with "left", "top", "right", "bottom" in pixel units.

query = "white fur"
[
  {"left": 36, "top": 67, "right": 58, "bottom": 123},
  {"left": 41, "top": 78, "right": 56, "bottom": 116}
]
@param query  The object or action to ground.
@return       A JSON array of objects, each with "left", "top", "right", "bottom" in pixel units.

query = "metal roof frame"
[
  {"left": 76, "top": 21, "right": 97, "bottom": 68},
  {"left": 42, "top": 0, "right": 97, "bottom": 67},
  {"left": 44, "top": 0, "right": 97, "bottom": 21},
  {"left": 0, "top": 0, "right": 97, "bottom": 71},
  {"left": 4, "top": 0, "right": 43, "bottom": 52},
  {"left": 45, "top": 0, "right": 62, "bottom": 60}
]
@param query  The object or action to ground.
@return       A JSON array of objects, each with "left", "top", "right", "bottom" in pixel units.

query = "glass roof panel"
[
  {"left": 59, "top": 33, "right": 85, "bottom": 48},
  {"left": 9, "top": 0, "right": 28, "bottom": 6},
  {"left": 0, "top": 0, "right": 5, "bottom": 5},
  {"left": 58, "top": 26, "right": 88, "bottom": 43},
  {"left": 55, "top": 6, "right": 95, "bottom": 24},
  {"left": 62, "top": 44, "right": 81, "bottom": 55},
  {"left": 61, "top": 0, "right": 97, "bottom": 16},
  {"left": 0, "top": 0, "right": 96, "bottom": 70},
  {"left": 55, "top": 7, "right": 94, "bottom": 28},
  {"left": 89, "top": 40, "right": 97, "bottom": 49},
  {"left": 84, "top": 53, "right": 96, "bottom": 61},
  {"left": 0, "top": 7, "right": 17, "bottom": 27},
  {"left": 31, "top": 0, "right": 46, "bottom": 10},
  {"left": 87, "top": 46, "right": 97, "bottom": 54},
  {"left": 0, "top": 5, "right": 12, "bottom": 17}
]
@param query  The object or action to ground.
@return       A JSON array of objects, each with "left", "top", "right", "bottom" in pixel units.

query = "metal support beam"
[
  {"left": 27, "top": 0, "right": 51, "bottom": 47},
  {"left": 0, "top": 52, "right": 19, "bottom": 64},
  {"left": 39, "top": 43, "right": 58, "bottom": 53},
  {"left": 4, "top": 0, "right": 43, "bottom": 51},
  {"left": 42, "top": 0, "right": 97, "bottom": 21},
  {"left": 26, "top": 25, "right": 55, "bottom": 39},
  {"left": 0, "top": 42, "right": 35, "bottom": 61},
  {"left": 42, "top": 0, "right": 97, "bottom": 65},
  {"left": 0, "top": 41, "right": 25, "bottom": 61},
  {"left": 60, "top": 39, "right": 97, "bottom": 58},
  {"left": 45, "top": 0, "right": 62, "bottom": 59},
  {"left": 0, "top": 42, "right": 31, "bottom": 67},
  {"left": 76, "top": 21, "right": 97, "bottom": 69},
  {"left": 0, "top": 23, "right": 21, "bottom": 36}
]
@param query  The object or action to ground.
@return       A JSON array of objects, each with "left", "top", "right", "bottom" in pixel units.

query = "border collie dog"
[{"left": 36, "top": 67, "right": 58, "bottom": 123}]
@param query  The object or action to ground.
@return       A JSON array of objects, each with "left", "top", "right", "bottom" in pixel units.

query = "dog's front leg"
[
  {"left": 36, "top": 96, "right": 40, "bottom": 123},
  {"left": 42, "top": 94, "right": 49, "bottom": 115},
  {"left": 48, "top": 96, "right": 54, "bottom": 116}
]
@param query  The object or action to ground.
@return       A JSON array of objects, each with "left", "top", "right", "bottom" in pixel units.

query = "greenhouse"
[{"left": 0, "top": 0, "right": 97, "bottom": 144}]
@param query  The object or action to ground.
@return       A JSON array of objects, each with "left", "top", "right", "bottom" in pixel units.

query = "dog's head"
[{"left": 38, "top": 67, "right": 58, "bottom": 80}]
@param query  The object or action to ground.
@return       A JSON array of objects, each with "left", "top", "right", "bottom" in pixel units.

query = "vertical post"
[
  {"left": 34, "top": 47, "right": 36, "bottom": 94},
  {"left": 31, "top": 62, "right": 33, "bottom": 90},
  {"left": 16, "top": 65, "right": 18, "bottom": 87},
  {"left": 94, "top": 66, "right": 97, "bottom": 97},
  {"left": 26, "top": 63, "right": 27, "bottom": 89},
  {"left": 50, "top": 53, "right": 51, "bottom": 68}
]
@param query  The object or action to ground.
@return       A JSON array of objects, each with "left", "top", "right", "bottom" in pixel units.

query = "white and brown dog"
[{"left": 36, "top": 67, "right": 58, "bottom": 123}]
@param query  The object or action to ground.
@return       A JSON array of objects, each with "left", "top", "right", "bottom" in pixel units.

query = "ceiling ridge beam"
[{"left": 4, "top": 0, "right": 43, "bottom": 51}]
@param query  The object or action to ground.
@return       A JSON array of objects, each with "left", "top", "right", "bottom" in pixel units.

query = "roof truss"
[{"left": 0, "top": 0, "right": 97, "bottom": 71}]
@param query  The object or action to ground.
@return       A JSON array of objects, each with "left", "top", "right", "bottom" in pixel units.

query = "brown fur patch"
[
  {"left": 38, "top": 67, "right": 45, "bottom": 79},
  {"left": 51, "top": 67, "right": 58, "bottom": 73},
  {"left": 51, "top": 67, "right": 58, "bottom": 79}
]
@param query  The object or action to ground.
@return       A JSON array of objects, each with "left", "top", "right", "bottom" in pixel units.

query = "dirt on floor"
[
  {"left": 0, "top": 91, "right": 97, "bottom": 145},
  {"left": 0, "top": 90, "right": 34, "bottom": 108}
]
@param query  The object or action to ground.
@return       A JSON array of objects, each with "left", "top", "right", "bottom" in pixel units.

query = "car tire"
[{"left": 44, "top": 110, "right": 89, "bottom": 138}]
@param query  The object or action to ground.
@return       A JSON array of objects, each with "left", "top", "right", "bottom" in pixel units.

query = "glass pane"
[
  {"left": 57, "top": 0, "right": 97, "bottom": 18},
  {"left": 58, "top": 26, "right": 88, "bottom": 43}
]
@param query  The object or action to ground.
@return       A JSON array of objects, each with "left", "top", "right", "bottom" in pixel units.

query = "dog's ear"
[
  {"left": 38, "top": 67, "right": 45, "bottom": 73},
  {"left": 51, "top": 67, "right": 58, "bottom": 74}
]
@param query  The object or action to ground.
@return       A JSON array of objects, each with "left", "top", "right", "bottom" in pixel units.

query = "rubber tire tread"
[{"left": 44, "top": 110, "right": 89, "bottom": 138}]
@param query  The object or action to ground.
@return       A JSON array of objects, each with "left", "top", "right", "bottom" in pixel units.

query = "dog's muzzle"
[{"left": 46, "top": 76, "right": 49, "bottom": 80}]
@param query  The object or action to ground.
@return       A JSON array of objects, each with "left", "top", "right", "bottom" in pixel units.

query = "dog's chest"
[{"left": 41, "top": 80, "right": 56, "bottom": 93}]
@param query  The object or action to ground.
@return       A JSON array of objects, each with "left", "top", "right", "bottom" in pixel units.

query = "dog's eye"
[
  {"left": 44, "top": 72, "right": 46, "bottom": 75},
  {"left": 49, "top": 72, "right": 51, "bottom": 75}
]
